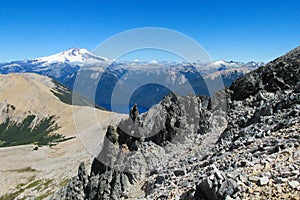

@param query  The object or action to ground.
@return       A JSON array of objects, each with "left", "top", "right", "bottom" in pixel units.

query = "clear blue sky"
[{"left": 0, "top": 0, "right": 299, "bottom": 62}]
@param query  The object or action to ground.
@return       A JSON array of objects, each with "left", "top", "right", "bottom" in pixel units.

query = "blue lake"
[{"left": 99, "top": 104, "right": 148, "bottom": 114}]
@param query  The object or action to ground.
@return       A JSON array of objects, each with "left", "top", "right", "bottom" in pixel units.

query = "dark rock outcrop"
[
  {"left": 194, "top": 178, "right": 218, "bottom": 200},
  {"left": 230, "top": 46, "right": 300, "bottom": 100}
]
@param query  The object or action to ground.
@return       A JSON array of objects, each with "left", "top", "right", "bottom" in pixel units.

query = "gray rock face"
[
  {"left": 129, "top": 104, "right": 139, "bottom": 122},
  {"left": 217, "top": 179, "right": 238, "bottom": 198},
  {"left": 230, "top": 46, "right": 300, "bottom": 100}
]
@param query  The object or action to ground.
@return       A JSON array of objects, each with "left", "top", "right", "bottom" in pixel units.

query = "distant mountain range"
[{"left": 0, "top": 48, "right": 264, "bottom": 113}]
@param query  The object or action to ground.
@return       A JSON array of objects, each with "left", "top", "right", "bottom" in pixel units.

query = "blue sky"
[{"left": 0, "top": 0, "right": 299, "bottom": 62}]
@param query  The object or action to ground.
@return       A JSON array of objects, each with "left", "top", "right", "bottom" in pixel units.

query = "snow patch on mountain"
[{"left": 36, "top": 48, "right": 108, "bottom": 64}]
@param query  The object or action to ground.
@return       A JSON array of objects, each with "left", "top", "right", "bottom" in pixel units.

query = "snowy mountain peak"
[
  {"left": 205, "top": 60, "right": 263, "bottom": 70},
  {"left": 36, "top": 48, "right": 108, "bottom": 64}
]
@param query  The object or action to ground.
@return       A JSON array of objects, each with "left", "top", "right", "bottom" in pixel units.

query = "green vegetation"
[
  {"left": 0, "top": 178, "right": 54, "bottom": 200},
  {"left": 50, "top": 79, "right": 73, "bottom": 105},
  {"left": 0, "top": 114, "right": 69, "bottom": 147},
  {"left": 26, "top": 180, "right": 42, "bottom": 190},
  {"left": 35, "top": 191, "right": 54, "bottom": 200},
  {"left": 0, "top": 187, "right": 25, "bottom": 200},
  {"left": 35, "top": 179, "right": 53, "bottom": 191}
]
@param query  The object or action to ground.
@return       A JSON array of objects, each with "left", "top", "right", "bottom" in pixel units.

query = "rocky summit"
[{"left": 53, "top": 46, "right": 300, "bottom": 200}]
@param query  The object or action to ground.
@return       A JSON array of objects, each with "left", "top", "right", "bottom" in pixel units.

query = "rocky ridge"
[{"left": 54, "top": 46, "right": 300, "bottom": 199}]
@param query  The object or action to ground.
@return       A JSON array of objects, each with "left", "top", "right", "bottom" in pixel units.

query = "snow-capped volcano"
[
  {"left": 36, "top": 47, "right": 108, "bottom": 64},
  {"left": 0, "top": 48, "right": 109, "bottom": 82}
]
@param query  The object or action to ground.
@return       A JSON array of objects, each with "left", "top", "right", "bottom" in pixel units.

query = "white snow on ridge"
[
  {"left": 207, "top": 60, "right": 240, "bottom": 69},
  {"left": 150, "top": 60, "right": 159, "bottom": 64},
  {"left": 36, "top": 48, "right": 109, "bottom": 64}
]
